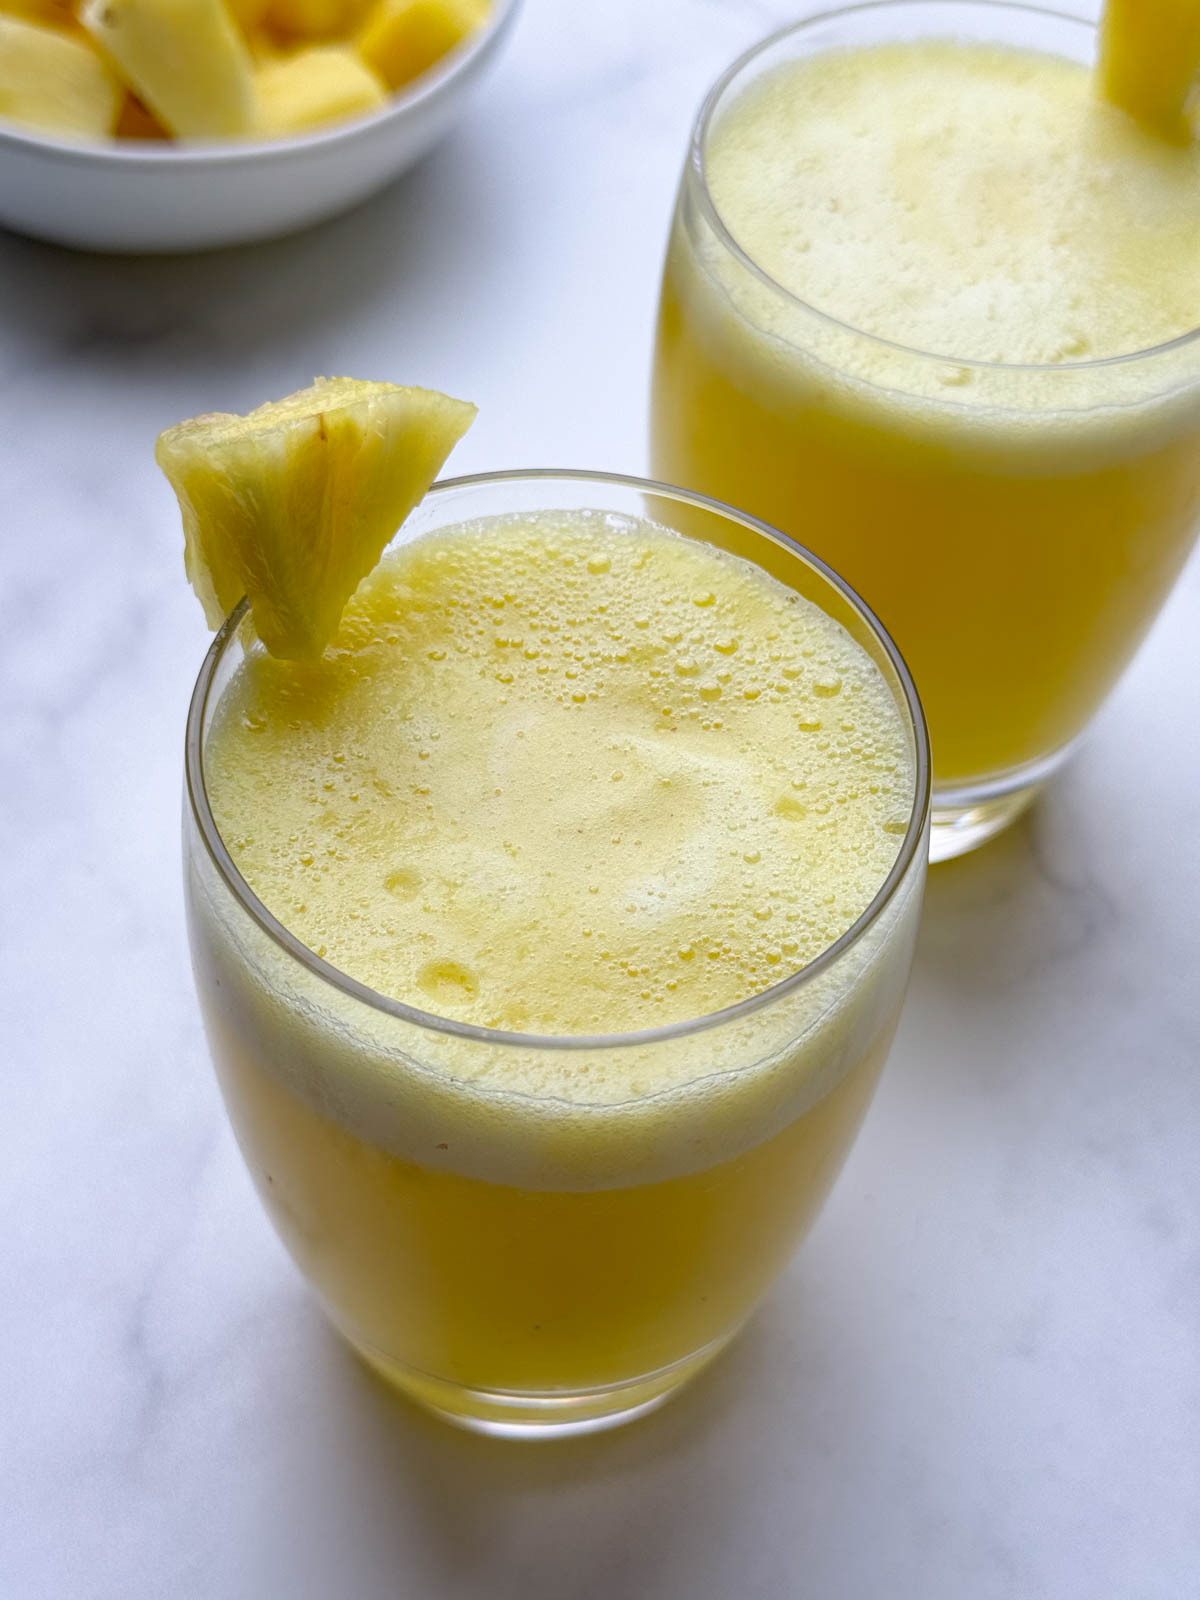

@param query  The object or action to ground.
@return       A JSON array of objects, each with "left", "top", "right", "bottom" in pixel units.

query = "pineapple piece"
[
  {"left": 264, "top": 0, "right": 367, "bottom": 42},
  {"left": 0, "top": 0, "right": 78, "bottom": 28},
  {"left": 1097, "top": 0, "right": 1200, "bottom": 143},
  {"left": 114, "top": 89, "right": 170, "bottom": 137},
  {"left": 242, "top": 24, "right": 280, "bottom": 61},
  {"left": 81, "top": 0, "right": 258, "bottom": 138},
  {"left": 359, "top": 0, "right": 486, "bottom": 92},
  {"left": 0, "top": 16, "right": 120, "bottom": 137},
  {"left": 157, "top": 378, "right": 476, "bottom": 659},
  {"left": 226, "top": 0, "right": 268, "bottom": 31},
  {"left": 241, "top": 24, "right": 286, "bottom": 63},
  {"left": 256, "top": 44, "right": 385, "bottom": 134}
]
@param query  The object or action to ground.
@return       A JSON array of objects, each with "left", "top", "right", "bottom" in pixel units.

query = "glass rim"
[
  {"left": 184, "top": 467, "right": 930, "bottom": 1054},
  {"left": 688, "top": 0, "right": 1200, "bottom": 375}
]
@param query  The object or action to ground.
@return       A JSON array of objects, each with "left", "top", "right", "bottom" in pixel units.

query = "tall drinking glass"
[
  {"left": 651, "top": 1, "right": 1200, "bottom": 859},
  {"left": 184, "top": 470, "right": 929, "bottom": 1437}
]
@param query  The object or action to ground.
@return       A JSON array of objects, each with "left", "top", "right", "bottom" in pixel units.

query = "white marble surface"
[{"left": 1, "top": 2, "right": 1198, "bottom": 1596}]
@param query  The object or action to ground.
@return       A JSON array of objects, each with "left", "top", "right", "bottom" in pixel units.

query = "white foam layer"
[
  {"left": 207, "top": 514, "right": 912, "bottom": 1056},
  {"left": 708, "top": 41, "right": 1200, "bottom": 366},
  {"left": 682, "top": 41, "right": 1200, "bottom": 462},
  {"left": 189, "top": 512, "right": 922, "bottom": 1187},
  {"left": 188, "top": 840, "right": 923, "bottom": 1189}
]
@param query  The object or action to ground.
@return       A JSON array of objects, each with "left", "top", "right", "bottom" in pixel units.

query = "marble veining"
[{"left": 1, "top": 3, "right": 1197, "bottom": 1596}]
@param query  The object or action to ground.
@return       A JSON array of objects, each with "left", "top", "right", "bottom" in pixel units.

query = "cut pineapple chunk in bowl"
[{"left": 0, "top": 0, "right": 519, "bottom": 251}]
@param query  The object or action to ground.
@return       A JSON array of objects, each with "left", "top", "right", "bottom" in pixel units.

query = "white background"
[{"left": 1, "top": 2, "right": 1197, "bottom": 1595}]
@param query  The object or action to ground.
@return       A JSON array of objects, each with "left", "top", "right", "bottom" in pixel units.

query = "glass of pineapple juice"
[
  {"left": 651, "top": 1, "right": 1200, "bottom": 861},
  {"left": 184, "top": 470, "right": 930, "bottom": 1438}
]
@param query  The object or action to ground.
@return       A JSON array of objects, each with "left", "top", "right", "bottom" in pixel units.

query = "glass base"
[
  {"left": 929, "top": 741, "right": 1078, "bottom": 863},
  {"left": 929, "top": 782, "right": 1042, "bottom": 862},
  {"left": 349, "top": 1331, "right": 736, "bottom": 1439}
]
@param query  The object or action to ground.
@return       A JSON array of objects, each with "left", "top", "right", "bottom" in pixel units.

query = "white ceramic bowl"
[{"left": 0, "top": 0, "right": 520, "bottom": 253}]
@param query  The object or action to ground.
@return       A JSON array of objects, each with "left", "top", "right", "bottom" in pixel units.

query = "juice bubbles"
[
  {"left": 184, "top": 477, "right": 927, "bottom": 1435},
  {"left": 651, "top": 7, "right": 1200, "bottom": 858}
]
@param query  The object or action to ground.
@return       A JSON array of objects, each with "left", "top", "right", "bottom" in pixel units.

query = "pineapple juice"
[
  {"left": 188, "top": 507, "right": 923, "bottom": 1428},
  {"left": 652, "top": 30, "right": 1200, "bottom": 810}
]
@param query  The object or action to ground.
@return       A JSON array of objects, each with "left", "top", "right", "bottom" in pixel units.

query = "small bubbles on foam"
[
  {"left": 385, "top": 866, "right": 421, "bottom": 899},
  {"left": 418, "top": 958, "right": 479, "bottom": 1007}
]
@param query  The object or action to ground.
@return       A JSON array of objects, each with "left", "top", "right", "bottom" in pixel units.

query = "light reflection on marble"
[{"left": 0, "top": 2, "right": 1196, "bottom": 1596}]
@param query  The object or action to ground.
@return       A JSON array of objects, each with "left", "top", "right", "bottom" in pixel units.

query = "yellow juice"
[
  {"left": 652, "top": 36, "right": 1200, "bottom": 798},
  {"left": 187, "top": 508, "right": 923, "bottom": 1428}
]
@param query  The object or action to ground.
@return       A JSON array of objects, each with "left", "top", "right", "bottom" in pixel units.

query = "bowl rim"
[{"left": 0, "top": 0, "right": 521, "bottom": 168}]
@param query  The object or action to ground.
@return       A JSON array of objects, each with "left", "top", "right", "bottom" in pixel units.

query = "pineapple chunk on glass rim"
[{"left": 157, "top": 377, "right": 476, "bottom": 659}]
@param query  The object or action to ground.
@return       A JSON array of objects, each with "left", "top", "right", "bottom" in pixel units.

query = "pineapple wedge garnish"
[
  {"left": 359, "top": 0, "right": 486, "bottom": 92},
  {"left": 82, "top": 0, "right": 258, "bottom": 138},
  {"left": 0, "top": 16, "right": 121, "bottom": 137},
  {"left": 256, "top": 44, "right": 386, "bottom": 134},
  {"left": 1097, "top": 0, "right": 1200, "bottom": 143},
  {"left": 157, "top": 378, "right": 476, "bottom": 659}
]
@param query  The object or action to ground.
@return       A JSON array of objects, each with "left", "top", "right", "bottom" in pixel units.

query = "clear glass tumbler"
[
  {"left": 183, "top": 470, "right": 930, "bottom": 1437},
  {"left": 651, "top": 1, "right": 1200, "bottom": 860}
]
